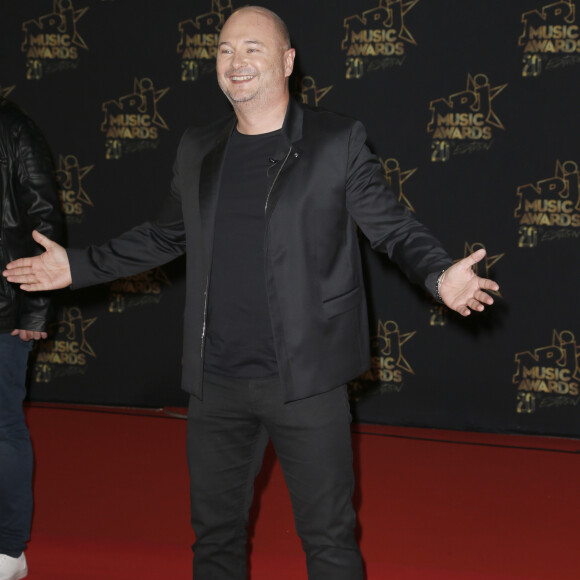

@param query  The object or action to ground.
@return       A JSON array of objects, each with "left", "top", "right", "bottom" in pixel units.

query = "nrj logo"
[
  {"left": 292, "top": 76, "right": 332, "bottom": 107},
  {"left": 519, "top": 0, "right": 580, "bottom": 76},
  {"left": 56, "top": 154, "right": 94, "bottom": 224},
  {"left": 427, "top": 74, "right": 507, "bottom": 162},
  {"left": 33, "top": 306, "right": 97, "bottom": 383},
  {"left": 177, "top": 0, "right": 234, "bottom": 82},
  {"left": 349, "top": 320, "right": 416, "bottom": 400},
  {"left": 380, "top": 158, "right": 417, "bottom": 213},
  {"left": 515, "top": 160, "right": 580, "bottom": 247},
  {"left": 513, "top": 330, "right": 580, "bottom": 414},
  {"left": 101, "top": 78, "right": 169, "bottom": 159},
  {"left": 108, "top": 268, "right": 172, "bottom": 313},
  {"left": 342, "top": 0, "right": 418, "bottom": 79},
  {"left": 22, "top": 0, "right": 88, "bottom": 80}
]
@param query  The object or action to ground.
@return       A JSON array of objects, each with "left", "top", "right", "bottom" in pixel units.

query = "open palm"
[
  {"left": 3, "top": 230, "right": 72, "bottom": 291},
  {"left": 438, "top": 248, "right": 499, "bottom": 317}
]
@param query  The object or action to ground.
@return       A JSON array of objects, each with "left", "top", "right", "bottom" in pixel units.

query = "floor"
[{"left": 23, "top": 404, "right": 580, "bottom": 579}]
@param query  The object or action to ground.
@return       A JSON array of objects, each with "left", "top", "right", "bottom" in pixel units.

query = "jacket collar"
[
  {"left": 214, "top": 97, "right": 303, "bottom": 149},
  {"left": 280, "top": 97, "right": 303, "bottom": 147}
]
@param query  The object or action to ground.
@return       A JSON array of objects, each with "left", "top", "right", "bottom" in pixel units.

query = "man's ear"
[{"left": 284, "top": 48, "right": 296, "bottom": 78}]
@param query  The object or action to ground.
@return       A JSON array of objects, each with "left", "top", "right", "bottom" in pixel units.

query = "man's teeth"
[{"left": 231, "top": 75, "right": 254, "bottom": 81}]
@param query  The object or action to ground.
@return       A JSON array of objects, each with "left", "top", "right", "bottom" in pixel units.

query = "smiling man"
[
  {"left": 3, "top": 6, "right": 499, "bottom": 579},
  {"left": 216, "top": 7, "right": 294, "bottom": 134}
]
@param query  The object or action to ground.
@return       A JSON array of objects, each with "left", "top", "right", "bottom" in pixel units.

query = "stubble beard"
[{"left": 218, "top": 68, "right": 261, "bottom": 105}]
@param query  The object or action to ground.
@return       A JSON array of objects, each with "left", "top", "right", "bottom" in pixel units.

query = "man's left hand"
[
  {"left": 11, "top": 328, "right": 47, "bottom": 341},
  {"left": 438, "top": 248, "right": 500, "bottom": 317}
]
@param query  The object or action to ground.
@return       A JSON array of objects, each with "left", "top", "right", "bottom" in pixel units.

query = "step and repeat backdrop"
[{"left": 1, "top": 0, "right": 579, "bottom": 437}]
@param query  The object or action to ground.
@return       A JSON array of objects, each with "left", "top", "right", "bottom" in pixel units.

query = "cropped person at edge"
[{"left": 0, "top": 96, "right": 62, "bottom": 580}]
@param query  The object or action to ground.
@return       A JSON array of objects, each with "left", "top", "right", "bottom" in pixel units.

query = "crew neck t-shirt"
[{"left": 203, "top": 128, "right": 282, "bottom": 378}]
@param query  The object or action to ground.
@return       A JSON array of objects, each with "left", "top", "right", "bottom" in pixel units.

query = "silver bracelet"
[{"left": 435, "top": 269, "right": 446, "bottom": 303}]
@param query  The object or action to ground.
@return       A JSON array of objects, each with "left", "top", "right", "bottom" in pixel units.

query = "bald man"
[{"left": 4, "top": 7, "right": 499, "bottom": 579}]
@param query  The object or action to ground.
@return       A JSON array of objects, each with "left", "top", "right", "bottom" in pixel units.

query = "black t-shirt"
[{"left": 203, "top": 128, "right": 281, "bottom": 378}]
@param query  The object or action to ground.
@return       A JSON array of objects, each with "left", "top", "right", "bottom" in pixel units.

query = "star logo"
[
  {"left": 22, "top": 0, "right": 89, "bottom": 52},
  {"left": 56, "top": 154, "right": 94, "bottom": 207},
  {"left": 101, "top": 77, "right": 170, "bottom": 133},
  {"left": 0, "top": 86, "right": 15, "bottom": 99},
  {"left": 390, "top": 0, "right": 420, "bottom": 45},
  {"left": 343, "top": 0, "right": 420, "bottom": 51},
  {"left": 466, "top": 74, "right": 507, "bottom": 130},
  {"left": 293, "top": 76, "right": 333, "bottom": 107},
  {"left": 514, "top": 330, "right": 580, "bottom": 384},
  {"left": 380, "top": 158, "right": 417, "bottom": 212},
  {"left": 373, "top": 320, "right": 416, "bottom": 375},
  {"left": 52, "top": 306, "right": 97, "bottom": 359}
]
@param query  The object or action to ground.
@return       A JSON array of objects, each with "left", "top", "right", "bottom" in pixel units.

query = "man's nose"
[{"left": 232, "top": 51, "right": 247, "bottom": 68}]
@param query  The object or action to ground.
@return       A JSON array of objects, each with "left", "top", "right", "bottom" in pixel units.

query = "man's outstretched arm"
[
  {"left": 3, "top": 230, "right": 72, "bottom": 291},
  {"left": 438, "top": 248, "right": 500, "bottom": 317}
]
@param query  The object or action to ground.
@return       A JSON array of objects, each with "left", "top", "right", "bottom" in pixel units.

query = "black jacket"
[
  {"left": 0, "top": 97, "right": 62, "bottom": 333},
  {"left": 68, "top": 99, "right": 452, "bottom": 401}
]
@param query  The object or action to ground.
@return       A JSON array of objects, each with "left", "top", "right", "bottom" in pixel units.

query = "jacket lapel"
[
  {"left": 264, "top": 99, "right": 304, "bottom": 221},
  {"left": 198, "top": 99, "right": 305, "bottom": 257},
  {"left": 198, "top": 118, "right": 235, "bottom": 266}
]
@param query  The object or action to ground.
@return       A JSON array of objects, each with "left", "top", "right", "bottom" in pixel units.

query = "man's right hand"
[{"left": 2, "top": 230, "right": 72, "bottom": 291}]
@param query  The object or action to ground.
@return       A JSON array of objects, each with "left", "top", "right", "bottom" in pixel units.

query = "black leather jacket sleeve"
[{"left": 0, "top": 99, "right": 63, "bottom": 333}]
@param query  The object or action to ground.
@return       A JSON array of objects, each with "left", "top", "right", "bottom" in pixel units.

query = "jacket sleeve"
[
  {"left": 344, "top": 120, "right": 453, "bottom": 297},
  {"left": 15, "top": 114, "right": 63, "bottom": 332},
  {"left": 68, "top": 132, "right": 189, "bottom": 289}
]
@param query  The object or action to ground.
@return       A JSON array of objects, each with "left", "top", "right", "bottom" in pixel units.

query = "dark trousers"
[
  {"left": 186, "top": 373, "right": 363, "bottom": 579},
  {"left": 0, "top": 333, "right": 33, "bottom": 557}
]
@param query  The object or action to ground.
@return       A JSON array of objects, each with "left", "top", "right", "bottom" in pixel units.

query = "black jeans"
[{"left": 187, "top": 373, "right": 363, "bottom": 579}]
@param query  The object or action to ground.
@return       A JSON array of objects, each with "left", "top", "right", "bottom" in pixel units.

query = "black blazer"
[{"left": 69, "top": 99, "right": 452, "bottom": 402}]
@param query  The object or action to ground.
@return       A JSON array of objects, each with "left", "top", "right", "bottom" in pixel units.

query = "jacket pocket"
[{"left": 322, "top": 286, "right": 362, "bottom": 319}]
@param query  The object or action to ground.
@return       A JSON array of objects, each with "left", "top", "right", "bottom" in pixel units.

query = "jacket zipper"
[
  {"left": 265, "top": 147, "right": 292, "bottom": 215},
  {"left": 199, "top": 146, "right": 293, "bottom": 366},
  {"left": 200, "top": 277, "right": 209, "bottom": 360}
]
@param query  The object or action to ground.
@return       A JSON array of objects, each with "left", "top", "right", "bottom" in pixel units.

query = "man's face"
[{"left": 216, "top": 9, "right": 294, "bottom": 109}]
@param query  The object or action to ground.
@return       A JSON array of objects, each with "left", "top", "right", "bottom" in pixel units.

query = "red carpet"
[{"left": 24, "top": 404, "right": 580, "bottom": 579}]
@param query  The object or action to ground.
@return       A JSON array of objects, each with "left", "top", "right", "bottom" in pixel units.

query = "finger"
[
  {"left": 3, "top": 266, "right": 35, "bottom": 278},
  {"left": 4, "top": 258, "right": 36, "bottom": 271},
  {"left": 18, "top": 283, "right": 45, "bottom": 292},
  {"left": 458, "top": 305, "right": 471, "bottom": 317},
  {"left": 5, "top": 273, "right": 40, "bottom": 285},
  {"left": 477, "top": 291, "right": 494, "bottom": 305},
  {"left": 32, "top": 229, "right": 57, "bottom": 250},
  {"left": 479, "top": 277, "right": 500, "bottom": 292},
  {"left": 3, "top": 269, "right": 31, "bottom": 281},
  {"left": 463, "top": 248, "right": 487, "bottom": 268}
]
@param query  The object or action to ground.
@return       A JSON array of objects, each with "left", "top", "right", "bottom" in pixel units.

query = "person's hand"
[
  {"left": 2, "top": 230, "right": 72, "bottom": 291},
  {"left": 438, "top": 248, "right": 500, "bottom": 317},
  {"left": 12, "top": 328, "right": 47, "bottom": 341}
]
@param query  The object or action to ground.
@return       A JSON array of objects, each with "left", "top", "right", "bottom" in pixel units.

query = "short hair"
[{"left": 228, "top": 5, "right": 292, "bottom": 49}]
